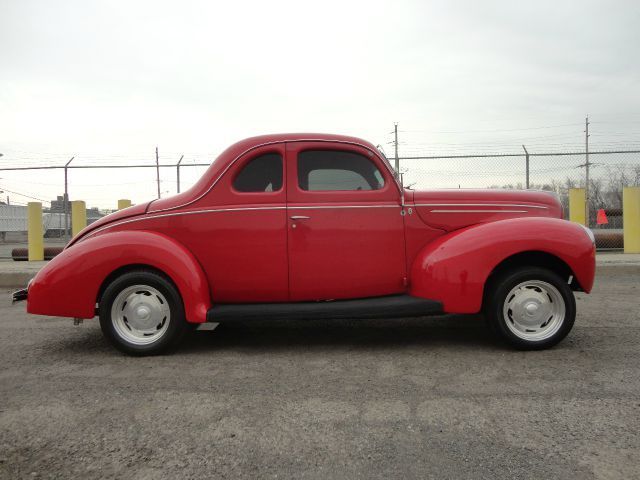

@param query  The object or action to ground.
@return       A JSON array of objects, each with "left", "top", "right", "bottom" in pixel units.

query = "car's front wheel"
[
  {"left": 484, "top": 266, "right": 576, "bottom": 350},
  {"left": 99, "top": 269, "right": 188, "bottom": 355}
]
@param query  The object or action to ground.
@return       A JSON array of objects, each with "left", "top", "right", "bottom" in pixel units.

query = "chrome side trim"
[
  {"left": 149, "top": 206, "right": 288, "bottom": 217},
  {"left": 85, "top": 206, "right": 287, "bottom": 239},
  {"left": 429, "top": 209, "right": 528, "bottom": 213},
  {"left": 414, "top": 203, "right": 548, "bottom": 209},
  {"left": 84, "top": 204, "right": 401, "bottom": 239},
  {"left": 288, "top": 204, "right": 399, "bottom": 210}
]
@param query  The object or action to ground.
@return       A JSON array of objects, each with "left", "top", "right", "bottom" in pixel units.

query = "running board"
[{"left": 206, "top": 295, "right": 442, "bottom": 322}]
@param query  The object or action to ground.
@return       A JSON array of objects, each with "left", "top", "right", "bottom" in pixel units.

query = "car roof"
[{"left": 224, "top": 133, "right": 378, "bottom": 151}]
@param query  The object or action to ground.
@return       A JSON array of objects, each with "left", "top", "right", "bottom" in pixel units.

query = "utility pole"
[
  {"left": 522, "top": 145, "right": 530, "bottom": 189},
  {"left": 155, "top": 147, "right": 161, "bottom": 199},
  {"left": 394, "top": 122, "right": 399, "bottom": 178},
  {"left": 585, "top": 116, "right": 590, "bottom": 226},
  {"left": 63, "top": 156, "right": 74, "bottom": 240},
  {"left": 176, "top": 155, "right": 184, "bottom": 193}
]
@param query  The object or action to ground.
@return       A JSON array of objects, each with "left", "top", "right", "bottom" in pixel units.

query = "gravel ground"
[{"left": 0, "top": 271, "right": 639, "bottom": 479}]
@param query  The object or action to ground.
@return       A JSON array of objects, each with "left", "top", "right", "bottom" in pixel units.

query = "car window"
[
  {"left": 298, "top": 150, "right": 384, "bottom": 191},
  {"left": 233, "top": 153, "right": 283, "bottom": 192}
]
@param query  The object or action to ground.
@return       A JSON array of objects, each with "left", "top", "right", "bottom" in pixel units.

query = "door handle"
[{"left": 290, "top": 215, "right": 311, "bottom": 220}]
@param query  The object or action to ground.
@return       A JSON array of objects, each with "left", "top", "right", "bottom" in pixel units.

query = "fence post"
[
  {"left": 71, "top": 200, "right": 86, "bottom": 237},
  {"left": 569, "top": 188, "right": 586, "bottom": 226},
  {"left": 623, "top": 186, "right": 640, "bottom": 253},
  {"left": 27, "top": 202, "right": 44, "bottom": 261},
  {"left": 117, "top": 199, "right": 132, "bottom": 210},
  {"left": 63, "top": 156, "right": 74, "bottom": 240},
  {"left": 522, "top": 145, "right": 529, "bottom": 189},
  {"left": 176, "top": 155, "right": 184, "bottom": 193}
]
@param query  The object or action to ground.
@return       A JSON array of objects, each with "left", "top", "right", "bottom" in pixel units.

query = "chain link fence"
[
  {"left": 399, "top": 150, "right": 640, "bottom": 249},
  {"left": 0, "top": 159, "right": 210, "bottom": 259}
]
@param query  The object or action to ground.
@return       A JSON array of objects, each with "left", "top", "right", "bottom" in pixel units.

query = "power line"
[
  {"left": 395, "top": 150, "right": 640, "bottom": 160},
  {"left": 0, "top": 163, "right": 211, "bottom": 171},
  {"left": 0, "top": 186, "right": 51, "bottom": 203},
  {"left": 400, "top": 123, "right": 584, "bottom": 134}
]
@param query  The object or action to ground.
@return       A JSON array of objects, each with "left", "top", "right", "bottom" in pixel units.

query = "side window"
[
  {"left": 298, "top": 150, "right": 384, "bottom": 191},
  {"left": 233, "top": 153, "right": 283, "bottom": 192}
]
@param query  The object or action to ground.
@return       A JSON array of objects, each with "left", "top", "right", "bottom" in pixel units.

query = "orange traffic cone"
[{"left": 597, "top": 208, "right": 608, "bottom": 225}]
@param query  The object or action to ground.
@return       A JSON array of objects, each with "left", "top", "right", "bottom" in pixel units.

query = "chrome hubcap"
[
  {"left": 503, "top": 280, "right": 565, "bottom": 341},
  {"left": 111, "top": 285, "right": 170, "bottom": 345}
]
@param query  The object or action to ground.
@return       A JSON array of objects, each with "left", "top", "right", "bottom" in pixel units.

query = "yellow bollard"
[
  {"left": 27, "top": 202, "right": 44, "bottom": 261},
  {"left": 623, "top": 186, "right": 640, "bottom": 253},
  {"left": 71, "top": 200, "right": 87, "bottom": 237},
  {"left": 569, "top": 188, "right": 586, "bottom": 226},
  {"left": 117, "top": 199, "right": 132, "bottom": 210}
]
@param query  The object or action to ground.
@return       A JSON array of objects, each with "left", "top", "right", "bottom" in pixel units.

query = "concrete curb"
[
  {"left": 0, "top": 261, "right": 46, "bottom": 289},
  {"left": 0, "top": 272, "right": 35, "bottom": 289},
  {"left": 597, "top": 264, "right": 640, "bottom": 276}
]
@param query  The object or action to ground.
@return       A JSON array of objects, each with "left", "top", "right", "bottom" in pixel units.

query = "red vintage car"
[{"left": 15, "top": 134, "right": 596, "bottom": 355}]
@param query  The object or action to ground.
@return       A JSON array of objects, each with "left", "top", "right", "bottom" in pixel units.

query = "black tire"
[
  {"left": 483, "top": 266, "right": 576, "bottom": 350},
  {"left": 99, "top": 269, "right": 188, "bottom": 355}
]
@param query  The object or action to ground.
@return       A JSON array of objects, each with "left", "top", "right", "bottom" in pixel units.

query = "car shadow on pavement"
[
  {"left": 46, "top": 315, "right": 501, "bottom": 356},
  {"left": 180, "top": 314, "right": 499, "bottom": 353}
]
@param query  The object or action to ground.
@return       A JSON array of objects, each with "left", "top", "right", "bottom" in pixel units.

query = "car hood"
[
  {"left": 408, "top": 189, "right": 562, "bottom": 231},
  {"left": 66, "top": 201, "right": 151, "bottom": 248}
]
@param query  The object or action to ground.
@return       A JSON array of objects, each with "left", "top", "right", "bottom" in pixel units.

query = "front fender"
[
  {"left": 27, "top": 230, "right": 210, "bottom": 323},
  {"left": 409, "top": 217, "right": 595, "bottom": 314}
]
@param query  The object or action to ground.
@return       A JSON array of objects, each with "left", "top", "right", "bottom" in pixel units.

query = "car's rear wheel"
[
  {"left": 484, "top": 266, "right": 576, "bottom": 350},
  {"left": 99, "top": 269, "right": 187, "bottom": 355}
]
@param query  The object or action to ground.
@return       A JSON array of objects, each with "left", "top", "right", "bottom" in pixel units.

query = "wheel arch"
[
  {"left": 96, "top": 263, "right": 180, "bottom": 307},
  {"left": 485, "top": 250, "right": 582, "bottom": 294},
  {"left": 409, "top": 217, "right": 596, "bottom": 314},
  {"left": 27, "top": 230, "right": 211, "bottom": 323}
]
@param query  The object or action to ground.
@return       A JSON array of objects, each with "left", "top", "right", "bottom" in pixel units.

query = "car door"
[{"left": 285, "top": 141, "right": 407, "bottom": 301}]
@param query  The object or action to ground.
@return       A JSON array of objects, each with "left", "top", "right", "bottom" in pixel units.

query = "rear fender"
[
  {"left": 27, "top": 230, "right": 210, "bottom": 323},
  {"left": 409, "top": 217, "right": 595, "bottom": 314}
]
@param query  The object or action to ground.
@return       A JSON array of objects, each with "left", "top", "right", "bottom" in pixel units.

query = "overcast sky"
[{"left": 1, "top": 0, "right": 639, "bottom": 207}]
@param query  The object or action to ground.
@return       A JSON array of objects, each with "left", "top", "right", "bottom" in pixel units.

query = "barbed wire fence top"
[{"left": 0, "top": 149, "right": 215, "bottom": 210}]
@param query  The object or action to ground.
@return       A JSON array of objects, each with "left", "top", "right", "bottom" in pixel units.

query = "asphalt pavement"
[{"left": 0, "top": 270, "right": 639, "bottom": 479}]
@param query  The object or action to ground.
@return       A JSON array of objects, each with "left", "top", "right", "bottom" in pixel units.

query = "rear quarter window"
[{"left": 233, "top": 153, "right": 283, "bottom": 192}]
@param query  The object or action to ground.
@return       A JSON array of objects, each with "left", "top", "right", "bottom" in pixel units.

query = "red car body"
[{"left": 26, "top": 133, "right": 596, "bottom": 325}]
